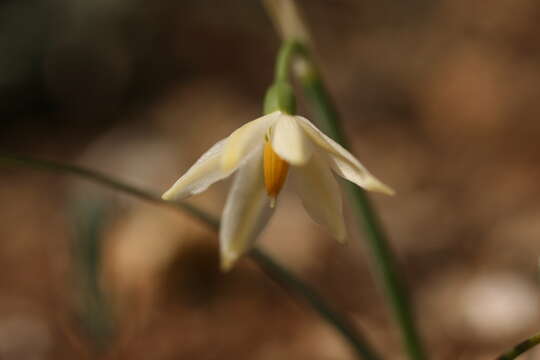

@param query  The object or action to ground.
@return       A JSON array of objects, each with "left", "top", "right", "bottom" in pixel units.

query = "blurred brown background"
[{"left": 1, "top": 0, "right": 540, "bottom": 359}]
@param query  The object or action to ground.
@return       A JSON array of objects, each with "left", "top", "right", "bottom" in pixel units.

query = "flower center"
[{"left": 263, "top": 138, "right": 289, "bottom": 207}]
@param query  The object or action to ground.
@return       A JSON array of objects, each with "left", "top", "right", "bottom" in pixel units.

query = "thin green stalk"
[
  {"left": 0, "top": 152, "right": 380, "bottom": 360},
  {"left": 274, "top": 40, "right": 307, "bottom": 83},
  {"left": 252, "top": 249, "right": 380, "bottom": 360},
  {"left": 273, "top": 41, "right": 427, "bottom": 360},
  {"left": 496, "top": 332, "right": 540, "bottom": 360},
  {"left": 303, "top": 63, "right": 426, "bottom": 360},
  {"left": 1, "top": 153, "right": 219, "bottom": 228},
  {"left": 71, "top": 202, "right": 115, "bottom": 351}
]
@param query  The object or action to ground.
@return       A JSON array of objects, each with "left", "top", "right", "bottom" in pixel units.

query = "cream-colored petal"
[
  {"left": 271, "top": 114, "right": 312, "bottom": 166},
  {"left": 291, "top": 151, "right": 346, "bottom": 243},
  {"left": 221, "top": 112, "right": 280, "bottom": 171},
  {"left": 295, "top": 116, "right": 394, "bottom": 195},
  {"left": 220, "top": 149, "right": 274, "bottom": 271},
  {"left": 162, "top": 139, "right": 233, "bottom": 200}
]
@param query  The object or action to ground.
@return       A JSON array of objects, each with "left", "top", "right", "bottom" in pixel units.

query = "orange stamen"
[{"left": 263, "top": 140, "right": 289, "bottom": 207}]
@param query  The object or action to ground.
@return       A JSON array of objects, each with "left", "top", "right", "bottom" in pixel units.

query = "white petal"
[
  {"left": 271, "top": 114, "right": 312, "bottom": 165},
  {"left": 295, "top": 116, "right": 394, "bottom": 195},
  {"left": 162, "top": 138, "right": 233, "bottom": 200},
  {"left": 291, "top": 152, "right": 346, "bottom": 243},
  {"left": 220, "top": 149, "right": 274, "bottom": 271},
  {"left": 221, "top": 112, "right": 280, "bottom": 171}
]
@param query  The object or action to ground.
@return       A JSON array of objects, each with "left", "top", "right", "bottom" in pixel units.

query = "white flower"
[{"left": 162, "top": 111, "right": 393, "bottom": 270}]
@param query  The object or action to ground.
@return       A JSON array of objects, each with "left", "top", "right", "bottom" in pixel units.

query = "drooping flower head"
[{"left": 163, "top": 111, "right": 393, "bottom": 270}]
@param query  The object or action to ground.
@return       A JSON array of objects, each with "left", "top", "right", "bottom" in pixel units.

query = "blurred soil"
[{"left": 1, "top": 1, "right": 540, "bottom": 359}]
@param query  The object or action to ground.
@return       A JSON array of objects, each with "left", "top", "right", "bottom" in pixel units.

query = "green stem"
[
  {"left": 496, "top": 332, "right": 540, "bottom": 360},
  {"left": 275, "top": 41, "right": 426, "bottom": 360},
  {"left": 274, "top": 39, "right": 307, "bottom": 83},
  {"left": 0, "top": 152, "right": 380, "bottom": 360},
  {"left": 252, "top": 249, "right": 380, "bottom": 360},
  {"left": 0, "top": 153, "right": 219, "bottom": 228}
]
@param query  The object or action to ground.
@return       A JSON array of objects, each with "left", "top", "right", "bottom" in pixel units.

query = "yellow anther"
[{"left": 263, "top": 139, "right": 289, "bottom": 207}]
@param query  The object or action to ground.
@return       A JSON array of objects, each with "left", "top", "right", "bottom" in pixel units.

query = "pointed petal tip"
[
  {"left": 220, "top": 251, "right": 239, "bottom": 272},
  {"left": 329, "top": 218, "right": 347, "bottom": 244},
  {"left": 335, "top": 232, "right": 347, "bottom": 245},
  {"left": 161, "top": 186, "right": 189, "bottom": 201},
  {"left": 334, "top": 219, "right": 348, "bottom": 243},
  {"left": 364, "top": 178, "right": 395, "bottom": 196},
  {"left": 161, "top": 189, "right": 175, "bottom": 201}
]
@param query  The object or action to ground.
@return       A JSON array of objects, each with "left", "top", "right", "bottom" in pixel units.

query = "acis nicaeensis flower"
[{"left": 162, "top": 111, "right": 393, "bottom": 270}]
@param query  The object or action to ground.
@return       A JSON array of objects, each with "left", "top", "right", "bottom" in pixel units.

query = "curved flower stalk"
[
  {"left": 262, "top": 0, "right": 312, "bottom": 45},
  {"left": 162, "top": 110, "right": 393, "bottom": 270}
]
